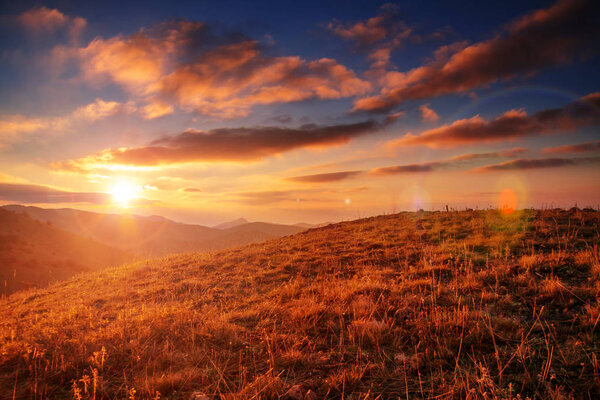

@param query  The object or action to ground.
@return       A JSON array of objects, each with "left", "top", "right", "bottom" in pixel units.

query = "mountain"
[
  {"left": 213, "top": 217, "right": 248, "bottom": 229},
  {"left": 0, "top": 208, "right": 131, "bottom": 296},
  {"left": 1, "top": 205, "right": 305, "bottom": 257},
  {"left": 1, "top": 209, "right": 597, "bottom": 399},
  {"left": 3, "top": 204, "right": 218, "bottom": 256}
]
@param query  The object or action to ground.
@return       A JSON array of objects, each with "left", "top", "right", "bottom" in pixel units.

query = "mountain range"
[{"left": 0, "top": 205, "right": 310, "bottom": 295}]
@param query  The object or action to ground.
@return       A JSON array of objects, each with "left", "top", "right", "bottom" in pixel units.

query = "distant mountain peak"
[{"left": 213, "top": 218, "right": 248, "bottom": 230}]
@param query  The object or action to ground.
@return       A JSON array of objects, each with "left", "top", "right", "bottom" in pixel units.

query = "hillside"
[
  {"left": 0, "top": 209, "right": 598, "bottom": 399},
  {"left": 2, "top": 205, "right": 304, "bottom": 257},
  {"left": 0, "top": 209, "right": 131, "bottom": 296}
]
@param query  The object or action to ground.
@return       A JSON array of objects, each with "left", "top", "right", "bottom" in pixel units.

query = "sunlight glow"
[{"left": 110, "top": 179, "right": 139, "bottom": 208}]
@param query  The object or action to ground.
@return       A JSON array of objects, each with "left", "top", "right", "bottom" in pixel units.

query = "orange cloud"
[
  {"left": 328, "top": 14, "right": 389, "bottom": 46},
  {"left": 18, "top": 6, "right": 86, "bottom": 42},
  {"left": 473, "top": 156, "right": 600, "bottom": 172},
  {"left": 141, "top": 100, "right": 174, "bottom": 120},
  {"left": 0, "top": 98, "right": 137, "bottom": 145},
  {"left": 327, "top": 4, "right": 413, "bottom": 71},
  {"left": 370, "top": 149, "right": 526, "bottom": 175},
  {"left": 78, "top": 21, "right": 371, "bottom": 118},
  {"left": 72, "top": 98, "right": 137, "bottom": 121},
  {"left": 389, "top": 93, "right": 600, "bottom": 148},
  {"left": 284, "top": 148, "right": 527, "bottom": 182},
  {"left": 0, "top": 116, "right": 46, "bottom": 139},
  {"left": 286, "top": 171, "right": 363, "bottom": 183},
  {"left": 52, "top": 120, "right": 380, "bottom": 170},
  {"left": 0, "top": 98, "right": 137, "bottom": 140},
  {"left": 419, "top": 104, "right": 439, "bottom": 122},
  {"left": 384, "top": 111, "right": 405, "bottom": 124},
  {"left": 542, "top": 140, "right": 600, "bottom": 154},
  {"left": 353, "top": 0, "right": 600, "bottom": 113}
]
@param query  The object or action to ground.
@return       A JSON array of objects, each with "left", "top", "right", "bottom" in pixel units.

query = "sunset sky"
[{"left": 0, "top": 0, "right": 599, "bottom": 225}]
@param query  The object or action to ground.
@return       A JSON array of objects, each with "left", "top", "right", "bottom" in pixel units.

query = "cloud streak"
[
  {"left": 353, "top": 0, "right": 600, "bottom": 113},
  {"left": 286, "top": 170, "right": 363, "bottom": 183},
  {"left": 284, "top": 148, "right": 527, "bottom": 182},
  {"left": 389, "top": 93, "right": 600, "bottom": 148},
  {"left": 543, "top": 140, "right": 600, "bottom": 154},
  {"left": 0, "top": 182, "right": 109, "bottom": 204},
  {"left": 370, "top": 148, "right": 527, "bottom": 175},
  {"left": 473, "top": 156, "right": 600, "bottom": 172},
  {"left": 53, "top": 120, "right": 380, "bottom": 170}
]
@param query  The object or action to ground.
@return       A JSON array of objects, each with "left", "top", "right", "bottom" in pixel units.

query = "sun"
[{"left": 110, "top": 179, "right": 138, "bottom": 208}]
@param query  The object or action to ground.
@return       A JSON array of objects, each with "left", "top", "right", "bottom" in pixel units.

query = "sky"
[{"left": 0, "top": 0, "right": 599, "bottom": 225}]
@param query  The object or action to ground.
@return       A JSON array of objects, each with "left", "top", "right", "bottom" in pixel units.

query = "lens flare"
[{"left": 498, "top": 188, "right": 517, "bottom": 215}]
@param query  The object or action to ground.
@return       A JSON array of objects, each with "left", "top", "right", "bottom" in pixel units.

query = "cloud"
[
  {"left": 328, "top": 15, "right": 389, "bottom": 47},
  {"left": 419, "top": 104, "right": 439, "bottom": 122},
  {"left": 182, "top": 187, "right": 202, "bottom": 193},
  {"left": 233, "top": 190, "right": 297, "bottom": 205},
  {"left": 473, "top": 156, "right": 600, "bottom": 172},
  {"left": 52, "top": 120, "right": 380, "bottom": 170},
  {"left": 72, "top": 98, "right": 137, "bottom": 121},
  {"left": 389, "top": 93, "right": 600, "bottom": 148},
  {"left": 353, "top": 0, "right": 600, "bottom": 113},
  {"left": 78, "top": 21, "right": 371, "bottom": 118},
  {"left": 18, "top": 6, "right": 86, "bottom": 42},
  {"left": 327, "top": 4, "right": 410, "bottom": 46},
  {"left": 327, "top": 4, "right": 414, "bottom": 70},
  {"left": 281, "top": 148, "right": 527, "bottom": 182},
  {"left": 231, "top": 189, "right": 344, "bottom": 205},
  {"left": 0, "top": 98, "right": 137, "bottom": 144},
  {"left": 371, "top": 148, "right": 527, "bottom": 175},
  {"left": 384, "top": 111, "right": 405, "bottom": 124},
  {"left": 286, "top": 170, "right": 363, "bottom": 183},
  {"left": 542, "top": 140, "right": 600, "bottom": 154},
  {"left": 140, "top": 100, "right": 174, "bottom": 120},
  {"left": 0, "top": 116, "right": 46, "bottom": 138},
  {"left": 0, "top": 182, "right": 109, "bottom": 204}
]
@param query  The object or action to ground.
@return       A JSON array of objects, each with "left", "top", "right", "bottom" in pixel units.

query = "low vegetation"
[{"left": 0, "top": 209, "right": 598, "bottom": 399}]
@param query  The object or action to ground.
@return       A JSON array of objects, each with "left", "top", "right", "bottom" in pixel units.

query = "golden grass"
[{"left": 0, "top": 209, "right": 599, "bottom": 399}]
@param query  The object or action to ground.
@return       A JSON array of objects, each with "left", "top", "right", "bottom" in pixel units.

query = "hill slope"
[
  {"left": 0, "top": 209, "right": 598, "bottom": 399},
  {"left": 0, "top": 209, "right": 132, "bottom": 296}
]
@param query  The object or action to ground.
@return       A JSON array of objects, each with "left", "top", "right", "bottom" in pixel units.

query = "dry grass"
[{"left": 0, "top": 209, "right": 599, "bottom": 399}]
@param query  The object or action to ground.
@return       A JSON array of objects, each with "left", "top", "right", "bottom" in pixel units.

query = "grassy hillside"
[
  {"left": 2, "top": 205, "right": 304, "bottom": 257},
  {"left": 0, "top": 209, "right": 132, "bottom": 296},
  {"left": 0, "top": 209, "right": 599, "bottom": 399}
]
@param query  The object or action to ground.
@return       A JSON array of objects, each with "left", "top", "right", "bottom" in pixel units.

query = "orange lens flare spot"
[{"left": 498, "top": 188, "right": 517, "bottom": 215}]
